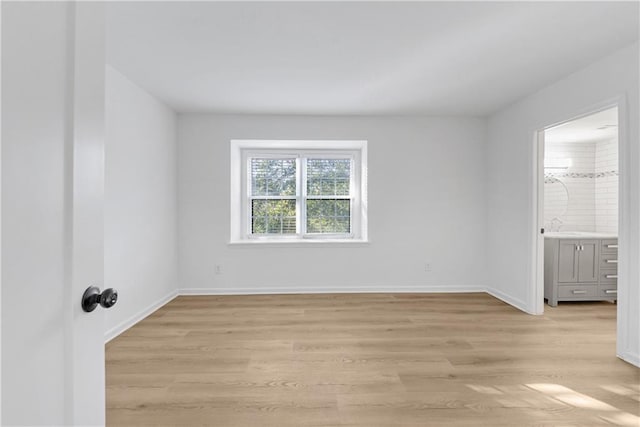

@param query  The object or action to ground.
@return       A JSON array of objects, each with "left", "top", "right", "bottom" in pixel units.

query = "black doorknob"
[{"left": 82, "top": 286, "right": 118, "bottom": 312}]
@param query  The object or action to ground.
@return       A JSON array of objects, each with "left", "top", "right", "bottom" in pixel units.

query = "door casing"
[{"left": 532, "top": 99, "right": 630, "bottom": 363}]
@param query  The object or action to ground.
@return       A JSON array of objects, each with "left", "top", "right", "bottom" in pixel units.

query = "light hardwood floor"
[{"left": 106, "top": 293, "right": 640, "bottom": 426}]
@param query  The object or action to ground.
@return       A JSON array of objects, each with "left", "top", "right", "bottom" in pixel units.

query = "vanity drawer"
[
  {"left": 601, "top": 239, "right": 618, "bottom": 254},
  {"left": 558, "top": 285, "right": 598, "bottom": 298},
  {"left": 600, "top": 270, "right": 618, "bottom": 284},
  {"left": 600, "top": 252, "right": 618, "bottom": 268},
  {"left": 599, "top": 285, "right": 618, "bottom": 298}
]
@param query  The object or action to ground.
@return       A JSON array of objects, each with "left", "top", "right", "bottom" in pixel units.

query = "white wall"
[
  {"left": 1, "top": 2, "right": 72, "bottom": 424},
  {"left": 104, "top": 66, "right": 178, "bottom": 340},
  {"left": 487, "top": 42, "right": 639, "bottom": 365},
  {"left": 178, "top": 115, "right": 487, "bottom": 294}
]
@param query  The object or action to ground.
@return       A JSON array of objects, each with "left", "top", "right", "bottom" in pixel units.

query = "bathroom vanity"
[{"left": 544, "top": 232, "right": 618, "bottom": 306}]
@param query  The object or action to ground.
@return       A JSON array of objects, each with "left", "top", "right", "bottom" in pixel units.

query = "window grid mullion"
[
  {"left": 248, "top": 156, "right": 298, "bottom": 236},
  {"left": 245, "top": 151, "right": 358, "bottom": 238},
  {"left": 349, "top": 158, "right": 355, "bottom": 235},
  {"left": 305, "top": 196, "right": 352, "bottom": 200},
  {"left": 246, "top": 155, "right": 253, "bottom": 236},
  {"left": 250, "top": 196, "right": 297, "bottom": 200},
  {"left": 300, "top": 156, "right": 307, "bottom": 235}
]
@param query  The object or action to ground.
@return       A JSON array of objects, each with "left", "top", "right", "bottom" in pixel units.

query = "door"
[
  {"left": 577, "top": 240, "right": 599, "bottom": 282},
  {"left": 558, "top": 239, "right": 579, "bottom": 283},
  {"left": 2, "top": 2, "right": 106, "bottom": 425},
  {"left": 71, "top": 3, "right": 107, "bottom": 425}
]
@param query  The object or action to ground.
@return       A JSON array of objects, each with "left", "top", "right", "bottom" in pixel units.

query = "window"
[{"left": 230, "top": 140, "right": 367, "bottom": 243}]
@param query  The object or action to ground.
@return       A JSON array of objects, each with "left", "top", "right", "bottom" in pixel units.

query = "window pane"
[
  {"left": 306, "top": 199, "right": 350, "bottom": 233},
  {"left": 307, "top": 159, "right": 351, "bottom": 196},
  {"left": 251, "top": 199, "right": 296, "bottom": 234},
  {"left": 251, "top": 159, "right": 296, "bottom": 196}
]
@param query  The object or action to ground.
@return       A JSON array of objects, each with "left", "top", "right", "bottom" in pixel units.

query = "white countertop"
[{"left": 544, "top": 231, "right": 618, "bottom": 239}]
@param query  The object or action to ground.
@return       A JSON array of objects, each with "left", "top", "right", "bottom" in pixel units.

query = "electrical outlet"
[
  {"left": 425, "top": 263, "right": 432, "bottom": 272},
  {"left": 215, "top": 265, "right": 222, "bottom": 275}
]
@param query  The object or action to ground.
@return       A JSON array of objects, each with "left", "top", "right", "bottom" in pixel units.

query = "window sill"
[{"left": 228, "top": 239, "right": 370, "bottom": 248}]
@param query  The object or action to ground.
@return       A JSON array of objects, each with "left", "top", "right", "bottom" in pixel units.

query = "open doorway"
[{"left": 537, "top": 106, "right": 620, "bottom": 310}]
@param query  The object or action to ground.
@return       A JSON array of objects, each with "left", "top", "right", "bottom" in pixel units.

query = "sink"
[
  {"left": 545, "top": 231, "right": 583, "bottom": 237},
  {"left": 545, "top": 231, "right": 618, "bottom": 238}
]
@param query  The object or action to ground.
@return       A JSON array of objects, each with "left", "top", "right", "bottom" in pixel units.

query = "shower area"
[{"left": 544, "top": 107, "right": 619, "bottom": 235}]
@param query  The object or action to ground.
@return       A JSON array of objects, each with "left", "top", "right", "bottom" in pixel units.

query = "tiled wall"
[
  {"left": 544, "top": 137, "right": 618, "bottom": 233},
  {"left": 595, "top": 138, "right": 618, "bottom": 234},
  {"left": 544, "top": 142, "right": 596, "bottom": 231}
]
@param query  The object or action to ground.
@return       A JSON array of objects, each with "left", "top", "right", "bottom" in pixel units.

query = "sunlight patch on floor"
[
  {"left": 527, "top": 383, "right": 616, "bottom": 410},
  {"left": 466, "top": 385, "right": 503, "bottom": 395},
  {"left": 601, "top": 384, "right": 640, "bottom": 402},
  {"left": 526, "top": 383, "right": 640, "bottom": 427},
  {"left": 600, "top": 412, "right": 640, "bottom": 426}
]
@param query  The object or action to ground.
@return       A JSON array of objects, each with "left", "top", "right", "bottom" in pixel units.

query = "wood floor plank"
[{"left": 106, "top": 293, "right": 640, "bottom": 426}]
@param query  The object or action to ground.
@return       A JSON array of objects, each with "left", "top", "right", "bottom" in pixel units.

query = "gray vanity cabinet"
[
  {"left": 557, "top": 240, "right": 578, "bottom": 283},
  {"left": 577, "top": 240, "right": 599, "bottom": 282},
  {"left": 545, "top": 237, "right": 617, "bottom": 306},
  {"left": 557, "top": 239, "right": 599, "bottom": 283},
  {"left": 577, "top": 240, "right": 600, "bottom": 283}
]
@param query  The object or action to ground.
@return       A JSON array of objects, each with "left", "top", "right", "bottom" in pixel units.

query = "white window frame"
[{"left": 230, "top": 140, "right": 368, "bottom": 244}]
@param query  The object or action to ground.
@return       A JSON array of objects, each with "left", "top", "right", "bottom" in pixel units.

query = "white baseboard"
[
  {"left": 104, "top": 289, "right": 178, "bottom": 343},
  {"left": 618, "top": 350, "right": 640, "bottom": 368},
  {"left": 485, "top": 287, "right": 533, "bottom": 314},
  {"left": 178, "top": 285, "right": 484, "bottom": 295}
]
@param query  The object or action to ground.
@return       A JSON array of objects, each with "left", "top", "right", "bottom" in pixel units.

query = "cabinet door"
[
  {"left": 578, "top": 240, "right": 599, "bottom": 282},
  {"left": 558, "top": 240, "right": 579, "bottom": 283}
]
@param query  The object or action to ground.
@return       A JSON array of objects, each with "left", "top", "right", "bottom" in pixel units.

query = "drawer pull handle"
[
  {"left": 605, "top": 244, "right": 618, "bottom": 249},
  {"left": 605, "top": 274, "right": 618, "bottom": 279},
  {"left": 605, "top": 259, "right": 618, "bottom": 264},
  {"left": 572, "top": 290, "right": 587, "bottom": 294},
  {"left": 605, "top": 289, "right": 617, "bottom": 294}
]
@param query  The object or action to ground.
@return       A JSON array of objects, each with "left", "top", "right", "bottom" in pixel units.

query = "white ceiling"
[
  {"left": 545, "top": 107, "right": 618, "bottom": 144},
  {"left": 106, "top": 2, "right": 639, "bottom": 116}
]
